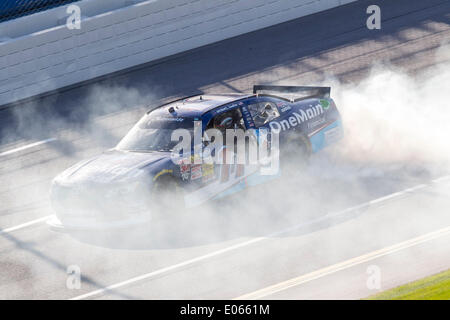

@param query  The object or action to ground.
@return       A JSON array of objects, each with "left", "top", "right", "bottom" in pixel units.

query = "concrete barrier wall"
[
  {"left": 0, "top": 0, "right": 357, "bottom": 106},
  {"left": 0, "top": 0, "right": 80, "bottom": 23}
]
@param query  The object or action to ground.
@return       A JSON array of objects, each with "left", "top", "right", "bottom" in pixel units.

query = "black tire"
[
  {"left": 151, "top": 175, "right": 184, "bottom": 221},
  {"left": 280, "top": 133, "right": 311, "bottom": 175}
]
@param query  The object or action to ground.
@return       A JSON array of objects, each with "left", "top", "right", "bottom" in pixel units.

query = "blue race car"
[{"left": 48, "top": 85, "right": 343, "bottom": 230}]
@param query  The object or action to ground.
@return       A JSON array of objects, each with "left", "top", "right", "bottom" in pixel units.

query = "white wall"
[{"left": 0, "top": 0, "right": 357, "bottom": 106}]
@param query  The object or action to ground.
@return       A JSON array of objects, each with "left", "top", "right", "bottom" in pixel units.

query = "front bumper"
[
  {"left": 49, "top": 178, "right": 155, "bottom": 232},
  {"left": 46, "top": 214, "right": 152, "bottom": 232}
]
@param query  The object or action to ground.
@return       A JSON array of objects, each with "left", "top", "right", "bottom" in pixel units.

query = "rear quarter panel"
[{"left": 265, "top": 97, "right": 343, "bottom": 152}]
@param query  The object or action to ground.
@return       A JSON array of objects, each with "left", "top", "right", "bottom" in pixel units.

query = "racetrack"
[{"left": 1, "top": 0, "right": 450, "bottom": 299}]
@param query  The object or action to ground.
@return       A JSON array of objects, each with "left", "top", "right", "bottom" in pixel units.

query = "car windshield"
[{"left": 116, "top": 113, "right": 195, "bottom": 152}]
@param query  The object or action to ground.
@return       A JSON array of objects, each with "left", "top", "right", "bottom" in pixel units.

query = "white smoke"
[
  {"left": 2, "top": 36, "right": 450, "bottom": 299},
  {"left": 332, "top": 42, "right": 450, "bottom": 170}
]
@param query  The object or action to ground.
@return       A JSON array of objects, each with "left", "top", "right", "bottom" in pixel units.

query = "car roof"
[{"left": 149, "top": 93, "right": 254, "bottom": 118}]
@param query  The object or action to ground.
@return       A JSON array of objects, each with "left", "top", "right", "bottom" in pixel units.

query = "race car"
[{"left": 48, "top": 85, "right": 343, "bottom": 230}]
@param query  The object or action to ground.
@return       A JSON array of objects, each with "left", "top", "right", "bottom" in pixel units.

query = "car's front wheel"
[{"left": 150, "top": 175, "right": 184, "bottom": 220}]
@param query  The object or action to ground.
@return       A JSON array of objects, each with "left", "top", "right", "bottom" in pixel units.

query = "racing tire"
[
  {"left": 150, "top": 175, "right": 184, "bottom": 221},
  {"left": 280, "top": 133, "right": 311, "bottom": 175}
]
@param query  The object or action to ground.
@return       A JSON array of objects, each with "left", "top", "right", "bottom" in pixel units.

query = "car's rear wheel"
[{"left": 280, "top": 133, "right": 311, "bottom": 174}]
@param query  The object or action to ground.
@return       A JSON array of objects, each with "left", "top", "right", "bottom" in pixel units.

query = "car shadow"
[{"left": 68, "top": 158, "right": 437, "bottom": 250}]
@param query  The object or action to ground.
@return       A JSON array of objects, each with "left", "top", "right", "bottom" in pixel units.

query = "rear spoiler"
[{"left": 253, "top": 85, "right": 330, "bottom": 102}]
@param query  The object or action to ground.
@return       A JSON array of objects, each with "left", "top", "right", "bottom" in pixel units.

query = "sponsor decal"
[
  {"left": 179, "top": 156, "right": 214, "bottom": 182},
  {"left": 202, "top": 163, "right": 215, "bottom": 182},
  {"left": 308, "top": 117, "right": 326, "bottom": 129},
  {"left": 179, "top": 159, "right": 190, "bottom": 181},
  {"left": 158, "top": 116, "right": 184, "bottom": 121},
  {"left": 269, "top": 104, "right": 324, "bottom": 132},
  {"left": 324, "top": 126, "right": 342, "bottom": 144},
  {"left": 280, "top": 105, "right": 291, "bottom": 112},
  {"left": 214, "top": 104, "right": 238, "bottom": 115},
  {"left": 190, "top": 164, "right": 202, "bottom": 180},
  {"left": 319, "top": 99, "right": 330, "bottom": 110},
  {"left": 146, "top": 116, "right": 184, "bottom": 127},
  {"left": 241, "top": 106, "right": 255, "bottom": 128}
]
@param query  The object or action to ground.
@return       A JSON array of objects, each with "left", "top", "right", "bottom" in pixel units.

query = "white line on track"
[
  {"left": 0, "top": 138, "right": 57, "bottom": 157},
  {"left": 0, "top": 215, "right": 52, "bottom": 235},
  {"left": 234, "top": 225, "right": 450, "bottom": 300},
  {"left": 70, "top": 176, "right": 448, "bottom": 300},
  {"left": 432, "top": 175, "right": 450, "bottom": 183}
]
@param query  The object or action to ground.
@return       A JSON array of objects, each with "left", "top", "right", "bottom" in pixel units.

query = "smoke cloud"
[{"left": 1, "top": 38, "right": 449, "bottom": 299}]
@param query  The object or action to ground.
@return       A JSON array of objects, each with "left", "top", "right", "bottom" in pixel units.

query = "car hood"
[{"left": 54, "top": 149, "right": 170, "bottom": 185}]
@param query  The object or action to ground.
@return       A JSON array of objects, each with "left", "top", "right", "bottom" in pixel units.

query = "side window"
[
  {"left": 206, "top": 107, "right": 245, "bottom": 132},
  {"left": 247, "top": 101, "right": 280, "bottom": 127}
]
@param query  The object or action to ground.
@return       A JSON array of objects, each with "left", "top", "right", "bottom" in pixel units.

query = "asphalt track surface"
[{"left": 0, "top": 0, "right": 449, "bottom": 299}]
